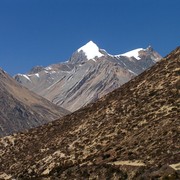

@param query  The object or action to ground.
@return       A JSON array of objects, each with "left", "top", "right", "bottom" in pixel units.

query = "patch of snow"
[
  {"left": 66, "top": 64, "right": 70, "bottom": 68},
  {"left": 35, "top": 73, "right": 39, "bottom": 78},
  {"left": 128, "top": 69, "right": 137, "bottom": 75},
  {"left": 116, "top": 48, "right": 144, "bottom": 60},
  {"left": 89, "top": 58, "right": 96, "bottom": 62},
  {"left": 78, "top": 41, "right": 103, "bottom": 60},
  {"left": 120, "top": 61, "right": 127, "bottom": 67},
  {"left": 102, "top": 50, "right": 114, "bottom": 57},
  {"left": 107, "top": 53, "right": 114, "bottom": 57},
  {"left": 45, "top": 66, "right": 52, "bottom": 71},
  {"left": 21, "top": 74, "right": 31, "bottom": 82}
]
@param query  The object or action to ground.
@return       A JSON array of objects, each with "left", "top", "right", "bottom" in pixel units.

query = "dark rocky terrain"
[
  {"left": 0, "top": 68, "right": 69, "bottom": 137},
  {"left": 0, "top": 47, "right": 179, "bottom": 179},
  {"left": 15, "top": 41, "right": 161, "bottom": 111}
]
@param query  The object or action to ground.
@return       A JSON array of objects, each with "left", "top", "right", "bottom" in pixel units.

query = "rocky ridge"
[
  {"left": 0, "top": 47, "right": 179, "bottom": 179},
  {"left": 15, "top": 41, "right": 162, "bottom": 112},
  {"left": 0, "top": 68, "right": 69, "bottom": 137}
]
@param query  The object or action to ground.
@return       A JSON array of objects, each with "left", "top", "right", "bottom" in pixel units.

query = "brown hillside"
[
  {"left": 0, "top": 69, "right": 69, "bottom": 137},
  {"left": 0, "top": 47, "right": 179, "bottom": 179}
]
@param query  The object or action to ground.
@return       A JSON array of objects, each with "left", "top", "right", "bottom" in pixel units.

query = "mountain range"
[
  {"left": 0, "top": 68, "right": 69, "bottom": 137},
  {"left": 0, "top": 47, "right": 179, "bottom": 179},
  {"left": 15, "top": 41, "right": 162, "bottom": 111}
]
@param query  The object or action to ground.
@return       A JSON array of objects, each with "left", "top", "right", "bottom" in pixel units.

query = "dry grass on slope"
[{"left": 0, "top": 47, "right": 179, "bottom": 179}]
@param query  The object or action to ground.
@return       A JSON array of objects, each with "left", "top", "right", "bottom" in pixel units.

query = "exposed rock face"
[
  {"left": 14, "top": 41, "right": 162, "bottom": 112},
  {"left": 0, "top": 47, "right": 179, "bottom": 179},
  {"left": 0, "top": 68, "right": 69, "bottom": 137}
]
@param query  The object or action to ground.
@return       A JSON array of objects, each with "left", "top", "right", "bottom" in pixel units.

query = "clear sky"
[{"left": 0, "top": 0, "right": 179, "bottom": 75}]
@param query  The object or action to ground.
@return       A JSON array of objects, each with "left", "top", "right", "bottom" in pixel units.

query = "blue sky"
[{"left": 0, "top": 0, "right": 179, "bottom": 75}]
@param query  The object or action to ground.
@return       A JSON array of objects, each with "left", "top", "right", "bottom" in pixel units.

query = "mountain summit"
[
  {"left": 15, "top": 41, "right": 162, "bottom": 111},
  {"left": 69, "top": 41, "right": 104, "bottom": 64},
  {"left": 77, "top": 41, "right": 103, "bottom": 60}
]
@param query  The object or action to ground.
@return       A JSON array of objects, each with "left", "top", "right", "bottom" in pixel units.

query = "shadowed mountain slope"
[
  {"left": 0, "top": 47, "right": 179, "bottom": 179},
  {"left": 0, "top": 69, "right": 69, "bottom": 137}
]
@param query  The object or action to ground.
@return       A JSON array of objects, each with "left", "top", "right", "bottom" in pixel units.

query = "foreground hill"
[
  {"left": 0, "top": 47, "right": 179, "bottom": 179},
  {"left": 0, "top": 68, "right": 69, "bottom": 137},
  {"left": 15, "top": 41, "right": 161, "bottom": 111}
]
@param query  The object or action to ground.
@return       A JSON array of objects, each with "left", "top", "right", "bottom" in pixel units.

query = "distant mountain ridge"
[
  {"left": 0, "top": 68, "right": 69, "bottom": 137},
  {"left": 15, "top": 41, "right": 162, "bottom": 111},
  {"left": 0, "top": 47, "right": 179, "bottom": 179}
]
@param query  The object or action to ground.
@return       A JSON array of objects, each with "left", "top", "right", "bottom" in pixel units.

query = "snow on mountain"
[
  {"left": 117, "top": 48, "right": 144, "bottom": 60},
  {"left": 77, "top": 41, "right": 103, "bottom": 60},
  {"left": 45, "top": 66, "right": 53, "bottom": 71},
  {"left": 14, "top": 41, "right": 162, "bottom": 112},
  {"left": 35, "top": 73, "right": 40, "bottom": 78},
  {"left": 17, "top": 74, "right": 32, "bottom": 82}
]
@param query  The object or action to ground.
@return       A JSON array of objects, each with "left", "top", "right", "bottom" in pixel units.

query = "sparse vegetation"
[{"left": 0, "top": 47, "right": 179, "bottom": 179}]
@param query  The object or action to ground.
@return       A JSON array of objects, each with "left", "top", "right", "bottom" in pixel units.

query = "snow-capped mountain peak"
[
  {"left": 118, "top": 48, "right": 144, "bottom": 60},
  {"left": 77, "top": 41, "right": 103, "bottom": 60},
  {"left": 15, "top": 42, "right": 162, "bottom": 112}
]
